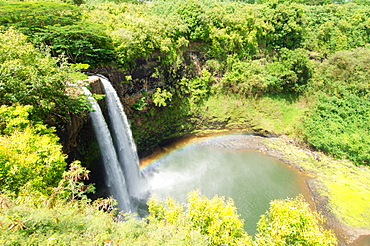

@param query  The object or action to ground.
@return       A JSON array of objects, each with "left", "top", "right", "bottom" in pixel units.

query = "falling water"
[
  {"left": 82, "top": 87, "right": 132, "bottom": 213},
  {"left": 99, "top": 75, "right": 146, "bottom": 199}
]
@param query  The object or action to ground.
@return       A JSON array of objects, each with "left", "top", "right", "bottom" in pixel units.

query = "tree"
[
  {"left": 0, "top": 1, "right": 114, "bottom": 66},
  {"left": 34, "top": 23, "right": 115, "bottom": 66},
  {"left": 261, "top": 0, "right": 304, "bottom": 51},
  {"left": 0, "top": 28, "right": 89, "bottom": 121},
  {"left": 304, "top": 93, "right": 370, "bottom": 165},
  {"left": 221, "top": 58, "right": 267, "bottom": 97},
  {"left": 276, "top": 48, "right": 313, "bottom": 93},
  {"left": 174, "top": 0, "right": 211, "bottom": 41},
  {"left": 312, "top": 48, "right": 370, "bottom": 97},
  {"left": 0, "top": 1, "right": 80, "bottom": 35}
]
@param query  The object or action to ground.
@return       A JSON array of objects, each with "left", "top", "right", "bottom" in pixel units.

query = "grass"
[
  {"left": 198, "top": 94, "right": 307, "bottom": 137},
  {"left": 323, "top": 163, "right": 370, "bottom": 228},
  {"left": 264, "top": 138, "right": 370, "bottom": 230}
]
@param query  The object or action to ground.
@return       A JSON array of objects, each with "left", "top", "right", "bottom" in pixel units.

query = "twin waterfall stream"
[{"left": 83, "top": 75, "right": 146, "bottom": 213}]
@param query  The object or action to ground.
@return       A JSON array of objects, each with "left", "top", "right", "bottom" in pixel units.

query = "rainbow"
[
  {"left": 140, "top": 159, "right": 157, "bottom": 173},
  {"left": 139, "top": 138, "right": 198, "bottom": 174},
  {"left": 140, "top": 152, "right": 169, "bottom": 175}
]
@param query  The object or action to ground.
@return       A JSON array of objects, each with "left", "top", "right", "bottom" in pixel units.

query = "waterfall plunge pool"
[{"left": 140, "top": 134, "right": 310, "bottom": 235}]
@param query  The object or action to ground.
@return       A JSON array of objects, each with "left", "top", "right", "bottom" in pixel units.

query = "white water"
[
  {"left": 82, "top": 87, "right": 132, "bottom": 213},
  {"left": 99, "top": 75, "right": 146, "bottom": 199}
]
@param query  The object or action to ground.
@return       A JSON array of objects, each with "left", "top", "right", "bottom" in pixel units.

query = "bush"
[
  {"left": 220, "top": 50, "right": 312, "bottom": 97},
  {"left": 0, "top": 189, "right": 337, "bottom": 245},
  {"left": 304, "top": 93, "right": 370, "bottom": 165},
  {"left": 148, "top": 190, "right": 252, "bottom": 245},
  {"left": 35, "top": 23, "right": 115, "bottom": 66},
  {"left": 312, "top": 48, "right": 370, "bottom": 97},
  {"left": 303, "top": 4, "right": 370, "bottom": 56},
  {"left": 0, "top": 1, "right": 114, "bottom": 66},
  {"left": 276, "top": 48, "right": 313, "bottom": 93},
  {"left": 0, "top": 1, "right": 80, "bottom": 35},
  {"left": 255, "top": 195, "right": 337, "bottom": 246},
  {"left": 221, "top": 58, "right": 267, "bottom": 97},
  {"left": 261, "top": 1, "right": 304, "bottom": 51},
  {"left": 0, "top": 105, "right": 67, "bottom": 195}
]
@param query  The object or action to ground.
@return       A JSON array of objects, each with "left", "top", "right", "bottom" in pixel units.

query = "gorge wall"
[{"left": 61, "top": 49, "right": 268, "bottom": 166}]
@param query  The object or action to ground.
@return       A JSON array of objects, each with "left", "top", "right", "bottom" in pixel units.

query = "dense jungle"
[{"left": 1, "top": 0, "right": 370, "bottom": 244}]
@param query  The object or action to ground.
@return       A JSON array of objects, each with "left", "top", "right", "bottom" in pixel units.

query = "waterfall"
[
  {"left": 82, "top": 87, "right": 132, "bottom": 213},
  {"left": 99, "top": 75, "right": 146, "bottom": 199},
  {"left": 83, "top": 75, "right": 148, "bottom": 214}
]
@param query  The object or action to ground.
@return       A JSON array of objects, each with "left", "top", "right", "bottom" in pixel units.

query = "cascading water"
[
  {"left": 99, "top": 75, "right": 146, "bottom": 200},
  {"left": 82, "top": 87, "right": 132, "bottom": 213},
  {"left": 83, "top": 75, "right": 148, "bottom": 214}
]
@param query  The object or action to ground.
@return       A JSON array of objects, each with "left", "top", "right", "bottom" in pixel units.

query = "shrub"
[
  {"left": 0, "top": 105, "right": 67, "bottom": 195},
  {"left": 304, "top": 93, "right": 370, "bottom": 165},
  {"left": 312, "top": 48, "right": 370, "bottom": 97},
  {"left": 148, "top": 190, "right": 252, "bottom": 245},
  {"left": 255, "top": 195, "right": 337, "bottom": 246}
]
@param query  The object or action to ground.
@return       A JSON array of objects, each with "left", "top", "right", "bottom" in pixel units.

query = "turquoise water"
[{"left": 145, "top": 136, "right": 305, "bottom": 235}]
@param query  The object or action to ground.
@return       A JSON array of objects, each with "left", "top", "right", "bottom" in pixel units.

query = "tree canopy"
[{"left": 0, "top": 28, "right": 89, "bottom": 121}]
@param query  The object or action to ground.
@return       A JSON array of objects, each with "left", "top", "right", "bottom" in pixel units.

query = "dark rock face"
[
  {"left": 61, "top": 113, "right": 86, "bottom": 155},
  {"left": 85, "top": 49, "right": 205, "bottom": 97},
  {"left": 252, "top": 128, "right": 279, "bottom": 138},
  {"left": 63, "top": 50, "right": 242, "bottom": 160},
  {"left": 74, "top": 53, "right": 196, "bottom": 155},
  {"left": 130, "top": 57, "right": 159, "bottom": 79},
  {"left": 86, "top": 55, "right": 164, "bottom": 96},
  {"left": 57, "top": 79, "right": 105, "bottom": 162}
]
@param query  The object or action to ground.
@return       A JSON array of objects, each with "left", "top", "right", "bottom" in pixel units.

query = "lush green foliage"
[
  {"left": 148, "top": 190, "right": 252, "bottom": 245},
  {"left": 0, "top": 166, "right": 117, "bottom": 245},
  {"left": 178, "top": 69, "right": 213, "bottom": 108},
  {"left": 261, "top": 1, "right": 304, "bottom": 51},
  {"left": 0, "top": 188, "right": 336, "bottom": 245},
  {"left": 0, "top": 28, "right": 89, "bottom": 121},
  {"left": 255, "top": 195, "right": 337, "bottom": 245},
  {"left": 303, "top": 4, "right": 370, "bottom": 56},
  {"left": 312, "top": 48, "right": 370, "bottom": 97},
  {"left": 1, "top": 0, "right": 370, "bottom": 244},
  {"left": 152, "top": 88, "right": 173, "bottom": 107},
  {"left": 0, "top": 105, "right": 67, "bottom": 195},
  {"left": 0, "top": 1, "right": 114, "bottom": 65},
  {"left": 304, "top": 48, "right": 370, "bottom": 165},
  {"left": 220, "top": 48, "right": 313, "bottom": 96},
  {"left": 0, "top": 27, "right": 92, "bottom": 197},
  {"left": 34, "top": 23, "right": 115, "bottom": 65},
  {"left": 304, "top": 93, "right": 370, "bottom": 164},
  {"left": 0, "top": 1, "right": 80, "bottom": 32}
]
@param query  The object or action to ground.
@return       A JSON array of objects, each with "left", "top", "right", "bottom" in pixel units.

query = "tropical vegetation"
[{"left": 1, "top": 0, "right": 370, "bottom": 244}]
